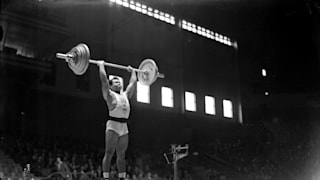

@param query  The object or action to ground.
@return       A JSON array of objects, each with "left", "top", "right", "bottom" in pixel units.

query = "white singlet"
[{"left": 106, "top": 91, "right": 130, "bottom": 136}]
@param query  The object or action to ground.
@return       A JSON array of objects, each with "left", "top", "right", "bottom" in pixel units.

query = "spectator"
[{"left": 55, "top": 157, "right": 71, "bottom": 180}]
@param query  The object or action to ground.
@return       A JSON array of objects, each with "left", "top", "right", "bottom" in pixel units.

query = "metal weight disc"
[
  {"left": 76, "top": 43, "right": 90, "bottom": 75},
  {"left": 77, "top": 44, "right": 90, "bottom": 75},
  {"left": 137, "top": 59, "right": 159, "bottom": 85},
  {"left": 67, "top": 43, "right": 90, "bottom": 75},
  {"left": 81, "top": 44, "right": 90, "bottom": 75},
  {"left": 74, "top": 45, "right": 84, "bottom": 75},
  {"left": 67, "top": 46, "right": 79, "bottom": 74}
]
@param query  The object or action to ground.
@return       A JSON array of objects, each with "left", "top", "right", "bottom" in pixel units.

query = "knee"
[
  {"left": 105, "top": 148, "right": 114, "bottom": 157},
  {"left": 117, "top": 151, "right": 126, "bottom": 159}
]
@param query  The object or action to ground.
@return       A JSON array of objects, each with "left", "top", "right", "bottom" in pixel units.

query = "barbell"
[{"left": 56, "top": 43, "right": 165, "bottom": 85}]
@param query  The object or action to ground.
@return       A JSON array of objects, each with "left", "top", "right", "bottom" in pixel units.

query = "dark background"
[{"left": 1, "top": 0, "right": 320, "bottom": 149}]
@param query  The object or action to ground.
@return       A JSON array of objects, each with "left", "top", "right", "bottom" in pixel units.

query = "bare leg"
[
  {"left": 116, "top": 133, "right": 128, "bottom": 178},
  {"left": 102, "top": 130, "right": 119, "bottom": 176}
]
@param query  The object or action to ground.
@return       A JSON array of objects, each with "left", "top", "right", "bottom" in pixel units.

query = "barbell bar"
[{"left": 56, "top": 43, "right": 165, "bottom": 85}]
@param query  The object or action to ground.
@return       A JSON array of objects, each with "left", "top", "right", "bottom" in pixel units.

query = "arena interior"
[{"left": 1, "top": 0, "right": 320, "bottom": 179}]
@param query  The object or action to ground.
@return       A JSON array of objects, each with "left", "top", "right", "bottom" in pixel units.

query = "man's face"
[{"left": 111, "top": 78, "right": 122, "bottom": 92}]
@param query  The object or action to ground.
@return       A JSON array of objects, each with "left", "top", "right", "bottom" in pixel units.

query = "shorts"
[{"left": 106, "top": 120, "right": 129, "bottom": 136}]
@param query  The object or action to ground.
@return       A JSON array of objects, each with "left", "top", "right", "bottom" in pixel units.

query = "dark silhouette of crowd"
[
  {"left": 1, "top": 114, "right": 320, "bottom": 180},
  {"left": 0, "top": 132, "right": 174, "bottom": 180}
]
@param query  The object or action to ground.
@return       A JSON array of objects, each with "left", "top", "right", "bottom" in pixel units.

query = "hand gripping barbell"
[{"left": 56, "top": 43, "right": 165, "bottom": 85}]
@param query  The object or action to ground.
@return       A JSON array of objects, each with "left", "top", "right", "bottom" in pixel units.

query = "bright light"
[
  {"left": 161, "top": 87, "right": 174, "bottom": 108},
  {"left": 122, "top": 0, "right": 129, "bottom": 7},
  {"left": 165, "top": 17, "right": 171, "bottom": 23},
  {"left": 159, "top": 12, "right": 165, "bottom": 21},
  {"left": 129, "top": 3, "right": 136, "bottom": 10},
  {"left": 116, "top": 0, "right": 123, "bottom": 5},
  {"left": 136, "top": 7, "right": 142, "bottom": 12},
  {"left": 185, "top": 91, "right": 196, "bottom": 112},
  {"left": 223, "top": 99, "right": 233, "bottom": 118},
  {"left": 210, "top": 32, "right": 214, "bottom": 39},
  {"left": 154, "top": 9, "right": 159, "bottom": 19},
  {"left": 147, "top": 7, "right": 153, "bottom": 16},
  {"left": 137, "top": 82, "right": 150, "bottom": 103},
  {"left": 197, "top": 28, "right": 201, "bottom": 34},
  {"left": 116, "top": 0, "right": 235, "bottom": 40},
  {"left": 170, "top": 19, "right": 175, "bottom": 25},
  {"left": 265, "top": 92, "right": 269, "bottom": 96},
  {"left": 262, "top": 68, "right": 267, "bottom": 77},
  {"left": 205, "top": 96, "right": 216, "bottom": 115},
  {"left": 182, "top": 24, "right": 187, "bottom": 29},
  {"left": 135, "top": 2, "right": 141, "bottom": 12},
  {"left": 141, "top": 5, "right": 147, "bottom": 14},
  {"left": 180, "top": 20, "right": 233, "bottom": 46}
]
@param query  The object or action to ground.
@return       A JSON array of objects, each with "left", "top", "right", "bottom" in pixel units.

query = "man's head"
[{"left": 109, "top": 76, "right": 122, "bottom": 93}]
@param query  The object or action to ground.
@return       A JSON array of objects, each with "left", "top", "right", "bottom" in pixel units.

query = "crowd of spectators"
[
  {"left": 192, "top": 116, "right": 320, "bottom": 180},
  {"left": 1, "top": 115, "right": 320, "bottom": 180},
  {"left": 0, "top": 132, "right": 176, "bottom": 180}
]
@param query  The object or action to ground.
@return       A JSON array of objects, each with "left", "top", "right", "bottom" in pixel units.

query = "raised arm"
[
  {"left": 97, "top": 61, "right": 115, "bottom": 109},
  {"left": 125, "top": 66, "right": 137, "bottom": 99}
]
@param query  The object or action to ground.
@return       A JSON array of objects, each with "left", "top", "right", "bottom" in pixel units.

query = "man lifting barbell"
[
  {"left": 56, "top": 43, "right": 165, "bottom": 180},
  {"left": 96, "top": 60, "right": 136, "bottom": 180}
]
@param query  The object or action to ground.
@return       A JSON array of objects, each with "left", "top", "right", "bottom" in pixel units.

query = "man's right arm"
[{"left": 97, "top": 61, "right": 114, "bottom": 108}]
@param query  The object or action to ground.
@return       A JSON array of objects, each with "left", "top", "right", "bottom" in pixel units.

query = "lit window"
[
  {"left": 185, "top": 91, "right": 196, "bottom": 112},
  {"left": 262, "top": 69, "right": 267, "bottom": 77},
  {"left": 205, "top": 96, "right": 216, "bottom": 115},
  {"left": 223, "top": 99, "right": 233, "bottom": 118},
  {"left": 161, "top": 87, "right": 173, "bottom": 108},
  {"left": 137, "top": 82, "right": 150, "bottom": 103}
]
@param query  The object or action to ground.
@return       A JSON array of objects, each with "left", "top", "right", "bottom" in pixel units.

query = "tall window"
[
  {"left": 161, "top": 87, "right": 173, "bottom": 108},
  {"left": 262, "top": 68, "right": 267, "bottom": 77},
  {"left": 205, "top": 96, "right": 216, "bottom": 115},
  {"left": 185, "top": 91, "right": 196, "bottom": 112},
  {"left": 223, "top": 99, "right": 233, "bottom": 118},
  {"left": 136, "top": 82, "right": 150, "bottom": 103}
]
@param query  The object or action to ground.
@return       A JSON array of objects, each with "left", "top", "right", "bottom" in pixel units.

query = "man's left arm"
[{"left": 125, "top": 66, "right": 137, "bottom": 99}]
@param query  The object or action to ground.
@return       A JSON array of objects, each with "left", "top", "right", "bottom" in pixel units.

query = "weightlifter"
[{"left": 96, "top": 60, "right": 137, "bottom": 180}]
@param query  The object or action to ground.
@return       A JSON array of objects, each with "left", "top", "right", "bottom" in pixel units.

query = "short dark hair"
[{"left": 109, "top": 77, "right": 120, "bottom": 85}]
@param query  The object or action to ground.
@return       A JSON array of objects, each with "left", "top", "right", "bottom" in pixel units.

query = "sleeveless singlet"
[{"left": 106, "top": 91, "right": 130, "bottom": 136}]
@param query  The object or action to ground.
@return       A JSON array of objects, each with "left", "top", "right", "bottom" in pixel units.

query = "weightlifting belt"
[{"left": 109, "top": 117, "right": 128, "bottom": 123}]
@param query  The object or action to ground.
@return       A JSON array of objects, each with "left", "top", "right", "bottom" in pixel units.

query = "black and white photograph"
[{"left": 1, "top": 0, "right": 320, "bottom": 179}]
